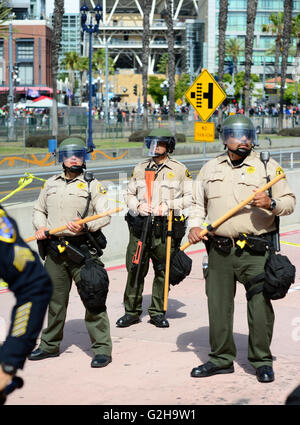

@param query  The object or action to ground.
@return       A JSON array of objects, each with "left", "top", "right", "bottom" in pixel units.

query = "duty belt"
[
  {"left": 50, "top": 234, "right": 89, "bottom": 246},
  {"left": 210, "top": 233, "right": 272, "bottom": 254}
]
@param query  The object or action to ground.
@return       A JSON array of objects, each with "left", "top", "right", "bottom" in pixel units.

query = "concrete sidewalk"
[{"left": 1, "top": 224, "right": 300, "bottom": 406}]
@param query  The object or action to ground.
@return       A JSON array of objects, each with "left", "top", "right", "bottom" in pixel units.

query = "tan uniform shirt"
[
  {"left": 188, "top": 150, "right": 296, "bottom": 238},
  {"left": 125, "top": 156, "right": 193, "bottom": 215},
  {"left": 33, "top": 172, "right": 111, "bottom": 236}
]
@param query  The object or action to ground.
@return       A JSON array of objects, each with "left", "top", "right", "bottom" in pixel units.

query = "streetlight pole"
[
  {"left": 80, "top": 1, "right": 102, "bottom": 152},
  {"left": 8, "top": 23, "right": 14, "bottom": 141}
]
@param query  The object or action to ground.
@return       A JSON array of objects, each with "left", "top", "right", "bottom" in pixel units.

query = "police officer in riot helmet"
[
  {"left": 116, "top": 128, "right": 192, "bottom": 329},
  {"left": 28, "top": 137, "right": 113, "bottom": 368},
  {"left": 188, "top": 114, "right": 295, "bottom": 383}
]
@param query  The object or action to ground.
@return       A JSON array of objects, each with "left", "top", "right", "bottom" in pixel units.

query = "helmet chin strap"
[
  {"left": 227, "top": 146, "right": 252, "bottom": 158},
  {"left": 63, "top": 163, "right": 86, "bottom": 173}
]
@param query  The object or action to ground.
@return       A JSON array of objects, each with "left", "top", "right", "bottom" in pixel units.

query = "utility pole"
[{"left": 8, "top": 23, "right": 15, "bottom": 141}]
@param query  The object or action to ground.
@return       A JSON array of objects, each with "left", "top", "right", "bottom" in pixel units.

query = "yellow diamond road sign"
[{"left": 185, "top": 69, "right": 226, "bottom": 122}]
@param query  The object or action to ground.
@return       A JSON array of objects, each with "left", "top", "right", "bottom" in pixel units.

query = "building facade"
[
  {"left": 0, "top": 0, "right": 53, "bottom": 103},
  {"left": 199, "top": 0, "right": 300, "bottom": 79}
]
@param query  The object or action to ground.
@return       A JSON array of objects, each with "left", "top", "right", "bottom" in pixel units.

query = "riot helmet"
[
  {"left": 58, "top": 137, "right": 87, "bottom": 173},
  {"left": 220, "top": 115, "right": 257, "bottom": 146},
  {"left": 144, "top": 128, "right": 176, "bottom": 157}
]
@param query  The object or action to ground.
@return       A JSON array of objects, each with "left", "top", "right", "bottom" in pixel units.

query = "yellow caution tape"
[{"left": 0, "top": 173, "right": 46, "bottom": 203}]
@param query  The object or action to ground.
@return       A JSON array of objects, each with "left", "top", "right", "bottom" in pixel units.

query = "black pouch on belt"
[
  {"left": 172, "top": 218, "right": 186, "bottom": 241},
  {"left": 153, "top": 218, "right": 163, "bottom": 239},
  {"left": 211, "top": 236, "right": 232, "bottom": 254},
  {"left": 125, "top": 213, "right": 146, "bottom": 239}
]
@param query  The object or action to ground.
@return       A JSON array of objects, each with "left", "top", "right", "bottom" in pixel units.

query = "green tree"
[
  {"left": 148, "top": 76, "right": 165, "bottom": 105},
  {"left": 141, "top": 0, "right": 152, "bottom": 129},
  {"left": 218, "top": 0, "right": 229, "bottom": 124},
  {"left": 51, "top": 0, "right": 65, "bottom": 139},
  {"left": 284, "top": 83, "right": 296, "bottom": 104},
  {"left": 292, "top": 14, "right": 300, "bottom": 106},
  {"left": 92, "top": 48, "right": 114, "bottom": 75},
  {"left": 76, "top": 56, "right": 89, "bottom": 106},
  {"left": 61, "top": 51, "right": 80, "bottom": 106},
  {"left": 157, "top": 53, "right": 168, "bottom": 75},
  {"left": 244, "top": 0, "right": 258, "bottom": 115},
  {"left": 279, "top": 0, "right": 293, "bottom": 130},
  {"left": 262, "top": 12, "right": 284, "bottom": 83},
  {"left": 225, "top": 38, "right": 243, "bottom": 74},
  {"left": 175, "top": 74, "right": 190, "bottom": 101},
  {"left": 223, "top": 71, "right": 259, "bottom": 102},
  {"left": 162, "top": 2, "right": 175, "bottom": 129},
  {"left": 0, "top": 2, "right": 12, "bottom": 36}
]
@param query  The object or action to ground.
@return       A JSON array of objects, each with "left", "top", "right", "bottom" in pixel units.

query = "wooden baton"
[
  {"left": 180, "top": 173, "right": 286, "bottom": 252},
  {"left": 25, "top": 207, "right": 123, "bottom": 243}
]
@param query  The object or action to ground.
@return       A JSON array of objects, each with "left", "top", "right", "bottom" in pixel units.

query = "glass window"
[
  {"left": 227, "top": 13, "right": 247, "bottom": 31},
  {"left": 0, "top": 40, "right": 3, "bottom": 59},
  {"left": 258, "top": 1, "right": 283, "bottom": 10},
  {"left": 16, "top": 40, "right": 34, "bottom": 59},
  {"left": 228, "top": 0, "right": 247, "bottom": 8},
  {"left": 19, "top": 63, "right": 33, "bottom": 85},
  {"left": 258, "top": 36, "right": 275, "bottom": 48}
]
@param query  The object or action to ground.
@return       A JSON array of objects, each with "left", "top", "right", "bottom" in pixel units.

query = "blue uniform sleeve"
[{"left": 0, "top": 208, "right": 52, "bottom": 369}]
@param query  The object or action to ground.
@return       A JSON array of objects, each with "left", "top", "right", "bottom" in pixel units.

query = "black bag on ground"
[
  {"left": 76, "top": 247, "right": 109, "bottom": 314},
  {"left": 263, "top": 251, "right": 296, "bottom": 300},
  {"left": 169, "top": 249, "right": 192, "bottom": 286}
]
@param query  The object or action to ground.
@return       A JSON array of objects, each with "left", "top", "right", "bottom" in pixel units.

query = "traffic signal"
[{"left": 133, "top": 84, "right": 137, "bottom": 96}]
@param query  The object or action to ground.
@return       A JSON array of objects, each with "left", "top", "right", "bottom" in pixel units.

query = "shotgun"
[{"left": 132, "top": 168, "right": 156, "bottom": 289}]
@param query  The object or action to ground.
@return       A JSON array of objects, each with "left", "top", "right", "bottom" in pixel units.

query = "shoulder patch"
[
  {"left": 97, "top": 183, "right": 107, "bottom": 194},
  {"left": 276, "top": 166, "right": 285, "bottom": 176},
  {"left": 13, "top": 245, "right": 35, "bottom": 272},
  {"left": 0, "top": 209, "right": 16, "bottom": 243},
  {"left": 185, "top": 169, "right": 192, "bottom": 179}
]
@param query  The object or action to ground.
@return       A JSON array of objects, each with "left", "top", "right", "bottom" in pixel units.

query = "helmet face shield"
[
  {"left": 143, "top": 137, "right": 168, "bottom": 157},
  {"left": 58, "top": 145, "right": 87, "bottom": 163},
  {"left": 223, "top": 128, "right": 256, "bottom": 144}
]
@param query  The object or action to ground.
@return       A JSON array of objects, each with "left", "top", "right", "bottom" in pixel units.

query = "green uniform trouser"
[
  {"left": 205, "top": 245, "right": 274, "bottom": 369},
  {"left": 39, "top": 253, "right": 112, "bottom": 357},
  {"left": 124, "top": 229, "right": 175, "bottom": 318}
]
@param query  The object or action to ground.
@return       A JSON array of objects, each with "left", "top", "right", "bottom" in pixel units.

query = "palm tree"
[
  {"left": 262, "top": 12, "right": 284, "bottom": 84},
  {"left": 218, "top": 0, "right": 229, "bottom": 124},
  {"left": 279, "top": 0, "right": 293, "bottom": 130},
  {"left": 92, "top": 48, "right": 114, "bottom": 74},
  {"left": 162, "top": 0, "right": 175, "bottom": 131},
  {"left": 157, "top": 53, "right": 169, "bottom": 75},
  {"left": 76, "top": 56, "right": 89, "bottom": 106},
  {"left": 142, "top": 0, "right": 152, "bottom": 130},
  {"left": 51, "top": 0, "right": 64, "bottom": 140},
  {"left": 292, "top": 14, "right": 300, "bottom": 107},
  {"left": 244, "top": 0, "right": 258, "bottom": 116},
  {"left": 225, "top": 38, "right": 243, "bottom": 74},
  {"left": 61, "top": 51, "right": 80, "bottom": 106},
  {"left": 0, "top": 2, "right": 12, "bottom": 36}
]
